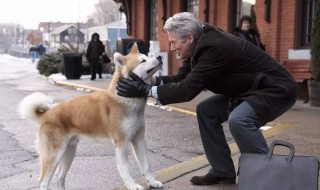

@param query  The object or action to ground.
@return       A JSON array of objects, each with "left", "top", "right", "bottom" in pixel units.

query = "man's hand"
[{"left": 116, "top": 72, "right": 152, "bottom": 98}]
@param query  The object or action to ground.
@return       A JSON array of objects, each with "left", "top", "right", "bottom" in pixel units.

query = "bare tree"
[
  {"left": 89, "top": 0, "right": 119, "bottom": 26},
  {"left": 27, "top": 30, "right": 43, "bottom": 45}
]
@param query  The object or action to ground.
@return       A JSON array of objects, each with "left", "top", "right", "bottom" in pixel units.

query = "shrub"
[
  {"left": 81, "top": 55, "right": 91, "bottom": 75},
  {"left": 37, "top": 52, "right": 91, "bottom": 77},
  {"left": 36, "top": 42, "right": 111, "bottom": 77},
  {"left": 37, "top": 53, "right": 63, "bottom": 76}
]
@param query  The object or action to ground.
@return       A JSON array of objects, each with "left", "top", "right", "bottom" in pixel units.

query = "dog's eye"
[{"left": 140, "top": 60, "right": 146, "bottom": 63}]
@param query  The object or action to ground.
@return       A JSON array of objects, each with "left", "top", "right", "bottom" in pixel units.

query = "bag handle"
[{"left": 266, "top": 140, "right": 295, "bottom": 162}]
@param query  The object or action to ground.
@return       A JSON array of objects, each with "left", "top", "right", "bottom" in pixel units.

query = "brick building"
[{"left": 115, "top": 0, "right": 315, "bottom": 76}]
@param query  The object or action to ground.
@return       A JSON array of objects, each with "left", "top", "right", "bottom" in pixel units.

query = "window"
[
  {"left": 242, "top": 0, "right": 255, "bottom": 17},
  {"left": 67, "top": 28, "right": 76, "bottom": 34},
  {"left": 297, "top": 0, "right": 317, "bottom": 48},
  {"left": 188, "top": 0, "right": 199, "bottom": 17},
  {"left": 150, "top": 0, "right": 158, "bottom": 40},
  {"left": 235, "top": 0, "right": 242, "bottom": 25}
]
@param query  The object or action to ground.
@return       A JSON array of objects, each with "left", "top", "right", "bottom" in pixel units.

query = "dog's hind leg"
[
  {"left": 56, "top": 136, "right": 78, "bottom": 190},
  {"left": 131, "top": 129, "right": 163, "bottom": 189},
  {"left": 38, "top": 135, "right": 68, "bottom": 190},
  {"left": 115, "top": 142, "right": 144, "bottom": 190}
]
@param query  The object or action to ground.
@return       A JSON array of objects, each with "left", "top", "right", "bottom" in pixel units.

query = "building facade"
[
  {"left": 50, "top": 24, "right": 85, "bottom": 51},
  {"left": 87, "top": 20, "right": 128, "bottom": 54},
  {"left": 115, "top": 0, "right": 316, "bottom": 75}
]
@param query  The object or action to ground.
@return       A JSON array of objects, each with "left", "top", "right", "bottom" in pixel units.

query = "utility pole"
[
  {"left": 48, "top": 22, "right": 50, "bottom": 47},
  {"left": 22, "top": 28, "right": 24, "bottom": 47},
  {"left": 117, "top": 3, "right": 124, "bottom": 39}
]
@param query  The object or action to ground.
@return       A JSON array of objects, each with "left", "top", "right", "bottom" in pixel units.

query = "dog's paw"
[
  {"left": 149, "top": 180, "right": 163, "bottom": 189},
  {"left": 128, "top": 184, "right": 144, "bottom": 190}
]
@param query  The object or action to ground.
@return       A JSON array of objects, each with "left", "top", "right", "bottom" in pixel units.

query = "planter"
[
  {"left": 62, "top": 53, "right": 82, "bottom": 79},
  {"left": 308, "top": 80, "right": 320, "bottom": 107}
]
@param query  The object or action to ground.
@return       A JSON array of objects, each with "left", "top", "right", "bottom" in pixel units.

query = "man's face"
[{"left": 167, "top": 31, "right": 194, "bottom": 60}]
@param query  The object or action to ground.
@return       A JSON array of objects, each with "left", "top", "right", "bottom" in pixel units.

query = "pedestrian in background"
[
  {"left": 86, "top": 33, "right": 105, "bottom": 80},
  {"left": 116, "top": 12, "right": 298, "bottom": 186},
  {"left": 37, "top": 43, "right": 46, "bottom": 58},
  {"left": 234, "top": 15, "right": 265, "bottom": 51},
  {"left": 29, "top": 46, "right": 38, "bottom": 63}
]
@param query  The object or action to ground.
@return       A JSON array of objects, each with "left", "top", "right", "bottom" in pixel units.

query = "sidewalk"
[{"left": 49, "top": 75, "right": 320, "bottom": 190}]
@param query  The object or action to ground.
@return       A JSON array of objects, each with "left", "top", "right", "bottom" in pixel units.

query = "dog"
[{"left": 18, "top": 43, "right": 163, "bottom": 190}]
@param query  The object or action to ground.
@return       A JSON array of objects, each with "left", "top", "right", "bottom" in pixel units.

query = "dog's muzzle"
[{"left": 156, "top": 56, "right": 162, "bottom": 63}]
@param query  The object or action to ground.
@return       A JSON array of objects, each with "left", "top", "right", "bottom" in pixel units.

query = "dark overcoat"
[
  {"left": 157, "top": 25, "right": 298, "bottom": 120},
  {"left": 234, "top": 28, "right": 265, "bottom": 50},
  {"left": 86, "top": 33, "right": 105, "bottom": 61}
]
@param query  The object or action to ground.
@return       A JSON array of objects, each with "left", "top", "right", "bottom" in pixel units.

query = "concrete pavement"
[{"left": 48, "top": 75, "right": 320, "bottom": 190}]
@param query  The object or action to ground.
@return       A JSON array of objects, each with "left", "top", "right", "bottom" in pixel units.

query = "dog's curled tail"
[{"left": 18, "top": 92, "right": 54, "bottom": 122}]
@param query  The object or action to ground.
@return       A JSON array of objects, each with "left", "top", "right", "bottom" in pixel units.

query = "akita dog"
[{"left": 18, "top": 43, "right": 163, "bottom": 190}]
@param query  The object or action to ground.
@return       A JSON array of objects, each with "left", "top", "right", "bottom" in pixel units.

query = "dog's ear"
[
  {"left": 113, "top": 52, "right": 126, "bottom": 67},
  {"left": 129, "top": 43, "right": 139, "bottom": 54}
]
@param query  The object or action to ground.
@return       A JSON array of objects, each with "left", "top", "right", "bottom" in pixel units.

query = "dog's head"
[{"left": 113, "top": 43, "right": 162, "bottom": 84}]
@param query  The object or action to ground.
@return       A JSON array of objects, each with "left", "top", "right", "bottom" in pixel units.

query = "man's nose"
[{"left": 170, "top": 43, "right": 176, "bottom": 51}]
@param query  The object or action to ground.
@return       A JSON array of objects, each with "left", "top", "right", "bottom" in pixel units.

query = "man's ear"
[
  {"left": 113, "top": 52, "right": 126, "bottom": 68},
  {"left": 188, "top": 33, "right": 194, "bottom": 44}
]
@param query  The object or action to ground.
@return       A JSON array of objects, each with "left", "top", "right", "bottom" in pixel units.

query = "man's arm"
[{"left": 116, "top": 58, "right": 193, "bottom": 99}]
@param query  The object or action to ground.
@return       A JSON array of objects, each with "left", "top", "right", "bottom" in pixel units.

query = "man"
[
  {"left": 117, "top": 12, "right": 298, "bottom": 185},
  {"left": 29, "top": 46, "right": 38, "bottom": 63},
  {"left": 86, "top": 33, "right": 105, "bottom": 80},
  {"left": 37, "top": 43, "right": 46, "bottom": 57}
]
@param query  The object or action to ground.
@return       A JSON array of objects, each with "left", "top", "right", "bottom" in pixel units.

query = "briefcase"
[{"left": 238, "top": 140, "right": 319, "bottom": 190}]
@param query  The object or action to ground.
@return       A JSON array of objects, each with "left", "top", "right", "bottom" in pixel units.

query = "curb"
[
  {"left": 51, "top": 78, "right": 197, "bottom": 117},
  {"left": 147, "top": 100, "right": 197, "bottom": 117},
  {"left": 52, "top": 80, "right": 105, "bottom": 92}
]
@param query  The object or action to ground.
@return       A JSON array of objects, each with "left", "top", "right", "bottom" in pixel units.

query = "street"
[{"left": 0, "top": 55, "right": 224, "bottom": 189}]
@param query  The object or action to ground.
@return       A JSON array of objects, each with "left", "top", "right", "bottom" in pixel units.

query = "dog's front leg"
[
  {"left": 116, "top": 144, "right": 144, "bottom": 190},
  {"left": 131, "top": 129, "right": 163, "bottom": 189}
]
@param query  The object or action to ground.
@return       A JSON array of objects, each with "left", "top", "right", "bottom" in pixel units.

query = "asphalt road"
[{"left": 0, "top": 56, "right": 234, "bottom": 189}]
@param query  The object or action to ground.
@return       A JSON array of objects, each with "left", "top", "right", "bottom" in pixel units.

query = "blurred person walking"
[
  {"left": 37, "top": 43, "right": 46, "bottom": 57},
  {"left": 86, "top": 33, "right": 105, "bottom": 80},
  {"left": 29, "top": 46, "right": 38, "bottom": 63}
]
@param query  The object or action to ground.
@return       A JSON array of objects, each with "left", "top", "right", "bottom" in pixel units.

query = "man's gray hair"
[{"left": 163, "top": 12, "right": 203, "bottom": 40}]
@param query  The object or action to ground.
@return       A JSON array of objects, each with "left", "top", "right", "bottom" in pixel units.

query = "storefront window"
[
  {"left": 150, "top": 0, "right": 158, "bottom": 40},
  {"left": 188, "top": 0, "right": 199, "bottom": 17},
  {"left": 297, "top": 0, "right": 316, "bottom": 48}
]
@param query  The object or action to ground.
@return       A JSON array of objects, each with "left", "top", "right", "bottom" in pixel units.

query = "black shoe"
[
  {"left": 190, "top": 173, "right": 235, "bottom": 185},
  {"left": 99, "top": 75, "right": 102, "bottom": 79},
  {"left": 90, "top": 78, "right": 95, "bottom": 81}
]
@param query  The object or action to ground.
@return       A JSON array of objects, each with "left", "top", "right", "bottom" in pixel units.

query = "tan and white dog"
[{"left": 18, "top": 43, "right": 163, "bottom": 190}]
